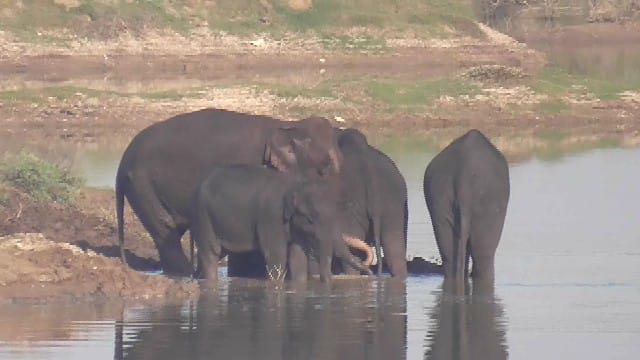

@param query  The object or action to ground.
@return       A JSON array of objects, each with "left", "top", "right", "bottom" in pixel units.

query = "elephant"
[
  {"left": 423, "top": 129, "right": 510, "bottom": 285},
  {"left": 116, "top": 108, "right": 343, "bottom": 276},
  {"left": 190, "top": 165, "right": 372, "bottom": 282},
  {"left": 226, "top": 128, "right": 409, "bottom": 280},
  {"left": 332, "top": 128, "right": 408, "bottom": 278}
]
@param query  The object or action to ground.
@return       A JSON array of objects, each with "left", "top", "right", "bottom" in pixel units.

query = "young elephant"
[
  {"left": 423, "top": 129, "right": 510, "bottom": 285},
  {"left": 191, "top": 165, "right": 372, "bottom": 282}
]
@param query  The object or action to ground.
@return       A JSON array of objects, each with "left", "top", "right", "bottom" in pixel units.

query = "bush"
[{"left": 1, "top": 152, "right": 84, "bottom": 204}]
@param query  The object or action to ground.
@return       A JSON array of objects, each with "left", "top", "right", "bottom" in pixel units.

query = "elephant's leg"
[
  {"left": 469, "top": 216, "right": 503, "bottom": 285},
  {"left": 194, "top": 238, "right": 220, "bottom": 281},
  {"left": 429, "top": 206, "right": 468, "bottom": 282},
  {"left": 287, "top": 243, "right": 308, "bottom": 282},
  {"left": 307, "top": 257, "right": 319, "bottom": 277},
  {"left": 191, "top": 204, "right": 221, "bottom": 280},
  {"left": 380, "top": 227, "right": 408, "bottom": 279},
  {"left": 125, "top": 175, "right": 191, "bottom": 276}
]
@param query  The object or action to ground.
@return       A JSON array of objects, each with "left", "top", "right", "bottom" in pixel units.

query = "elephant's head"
[
  {"left": 264, "top": 116, "right": 342, "bottom": 178},
  {"left": 284, "top": 180, "right": 372, "bottom": 282}
]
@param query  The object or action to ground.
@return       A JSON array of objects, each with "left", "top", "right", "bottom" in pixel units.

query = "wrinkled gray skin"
[
  {"left": 116, "top": 108, "right": 342, "bottom": 276},
  {"left": 332, "top": 128, "right": 408, "bottom": 278},
  {"left": 191, "top": 165, "right": 372, "bottom": 282},
  {"left": 423, "top": 129, "right": 510, "bottom": 286}
]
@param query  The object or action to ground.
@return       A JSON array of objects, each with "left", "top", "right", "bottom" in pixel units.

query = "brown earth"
[
  {"left": 0, "top": 232, "right": 198, "bottom": 302},
  {"left": 1, "top": 186, "right": 159, "bottom": 271},
  {"left": 0, "top": 185, "right": 201, "bottom": 302}
]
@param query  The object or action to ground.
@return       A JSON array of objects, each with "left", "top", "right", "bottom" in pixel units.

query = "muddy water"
[{"left": 1, "top": 145, "right": 639, "bottom": 359}]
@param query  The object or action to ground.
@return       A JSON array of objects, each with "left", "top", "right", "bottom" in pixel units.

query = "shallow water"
[{"left": 1, "top": 145, "right": 639, "bottom": 359}]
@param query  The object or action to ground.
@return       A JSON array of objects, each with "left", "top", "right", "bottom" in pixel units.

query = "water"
[{"left": 1, "top": 145, "right": 639, "bottom": 359}]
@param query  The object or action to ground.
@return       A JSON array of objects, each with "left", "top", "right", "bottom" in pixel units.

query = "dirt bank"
[
  {"left": 1, "top": 186, "right": 160, "bottom": 271},
  {"left": 0, "top": 184, "right": 202, "bottom": 301},
  {"left": 0, "top": 233, "right": 198, "bottom": 302}
]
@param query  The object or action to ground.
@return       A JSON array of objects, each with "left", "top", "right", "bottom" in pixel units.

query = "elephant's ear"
[{"left": 264, "top": 130, "right": 298, "bottom": 172}]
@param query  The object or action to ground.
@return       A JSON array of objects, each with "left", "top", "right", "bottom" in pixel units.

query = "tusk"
[{"left": 343, "top": 235, "right": 374, "bottom": 266}]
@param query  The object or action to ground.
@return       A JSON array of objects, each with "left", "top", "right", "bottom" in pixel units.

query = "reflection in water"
[
  {"left": 118, "top": 279, "right": 407, "bottom": 360},
  {"left": 424, "top": 281, "right": 508, "bottom": 360}
]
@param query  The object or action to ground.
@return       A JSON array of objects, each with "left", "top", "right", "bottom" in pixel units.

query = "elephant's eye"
[{"left": 304, "top": 214, "right": 314, "bottom": 224}]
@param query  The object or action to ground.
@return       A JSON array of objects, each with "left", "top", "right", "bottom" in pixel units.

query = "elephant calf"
[
  {"left": 423, "top": 129, "right": 510, "bottom": 285},
  {"left": 190, "top": 165, "right": 372, "bottom": 282}
]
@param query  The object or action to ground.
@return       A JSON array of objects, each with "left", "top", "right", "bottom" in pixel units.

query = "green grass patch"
[
  {"left": 0, "top": 0, "right": 190, "bottom": 40},
  {"left": 138, "top": 89, "right": 186, "bottom": 101},
  {"left": 531, "top": 66, "right": 637, "bottom": 101},
  {"left": 1, "top": 152, "right": 84, "bottom": 204},
  {"left": 0, "top": 0, "right": 482, "bottom": 41},
  {"left": 262, "top": 81, "right": 337, "bottom": 99},
  {"left": 0, "top": 86, "right": 114, "bottom": 103},
  {"left": 319, "top": 35, "right": 387, "bottom": 53},
  {"left": 365, "top": 78, "right": 479, "bottom": 108}
]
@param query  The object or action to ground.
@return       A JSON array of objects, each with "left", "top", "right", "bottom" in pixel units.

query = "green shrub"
[{"left": 1, "top": 152, "right": 84, "bottom": 204}]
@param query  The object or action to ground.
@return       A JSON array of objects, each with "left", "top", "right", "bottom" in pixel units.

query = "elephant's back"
[
  {"left": 117, "top": 108, "right": 281, "bottom": 218},
  {"left": 129, "top": 108, "right": 277, "bottom": 157}
]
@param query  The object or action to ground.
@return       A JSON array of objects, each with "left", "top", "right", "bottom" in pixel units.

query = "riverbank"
[{"left": 2, "top": 23, "right": 640, "bottom": 162}]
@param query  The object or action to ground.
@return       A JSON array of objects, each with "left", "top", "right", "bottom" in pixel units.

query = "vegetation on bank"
[
  {"left": 0, "top": 152, "right": 83, "bottom": 204},
  {"left": 0, "top": 0, "right": 483, "bottom": 43}
]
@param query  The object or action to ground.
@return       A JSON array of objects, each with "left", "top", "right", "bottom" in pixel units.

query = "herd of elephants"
[{"left": 116, "top": 108, "right": 510, "bottom": 287}]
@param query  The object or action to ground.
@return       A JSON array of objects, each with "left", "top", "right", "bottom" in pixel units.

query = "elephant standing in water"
[
  {"left": 227, "top": 128, "right": 408, "bottom": 279},
  {"left": 333, "top": 128, "right": 408, "bottom": 278},
  {"left": 116, "top": 108, "right": 343, "bottom": 276},
  {"left": 423, "top": 129, "right": 509, "bottom": 285},
  {"left": 190, "top": 165, "right": 371, "bottom": 282}
]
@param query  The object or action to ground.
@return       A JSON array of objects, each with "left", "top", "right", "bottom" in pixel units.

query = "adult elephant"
[
  {"left": 116, "top": 108, "right": 343, "bottom": 276},
  {"left": 333, "top": 128, "right": 408, "bottom": 279},
  {"left": 423, "top": 129, "right": 510, "bottom": 286}
]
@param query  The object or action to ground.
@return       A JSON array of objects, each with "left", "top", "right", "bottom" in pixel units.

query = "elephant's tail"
[{"left": 115, "top": 172, "right": 128, "bottom": 266}]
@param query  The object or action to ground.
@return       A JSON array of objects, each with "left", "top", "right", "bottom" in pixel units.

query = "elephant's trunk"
[{"left": 343, "top": 235, "right": 374, "bottom": 267}]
